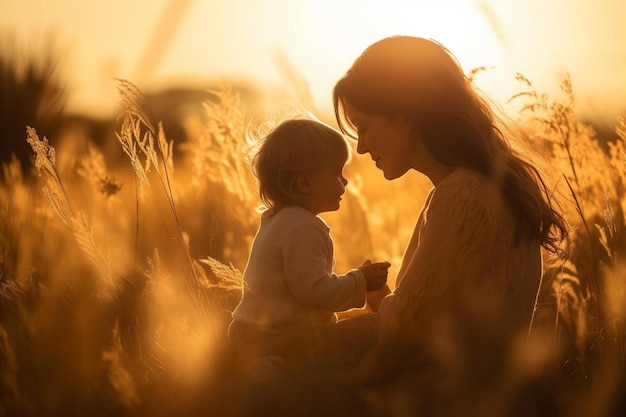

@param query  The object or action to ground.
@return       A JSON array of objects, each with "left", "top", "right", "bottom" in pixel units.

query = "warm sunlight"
[
  {"left": 147, "top": 0, "right": 506, "bottom": 118},
  {"left": 2, "top": 0, "right": 624, "bottom": 123},
  {"left": 253, "top": 0, "right": 506, "bottom": 116},
  {"left": 2, "top": 1, "right": 626, "bottom": 416}
]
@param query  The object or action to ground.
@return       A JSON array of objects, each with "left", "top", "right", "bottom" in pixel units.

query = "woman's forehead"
[{"left": 344, "top": 101, "right": 366, "bottom": 121}]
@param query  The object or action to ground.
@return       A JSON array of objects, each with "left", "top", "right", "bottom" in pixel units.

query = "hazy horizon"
[{"left": 2, "top": 0, "right": 625, "bottom": 127}]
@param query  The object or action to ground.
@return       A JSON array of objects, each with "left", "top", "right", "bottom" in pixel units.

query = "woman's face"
[{"left": 345, "top": 102, "right": 421, "bottom": 180}]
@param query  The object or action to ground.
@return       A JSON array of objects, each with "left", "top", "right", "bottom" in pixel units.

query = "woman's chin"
[{"left": 382, "top": 170, "right": 400, "bottom": 181}]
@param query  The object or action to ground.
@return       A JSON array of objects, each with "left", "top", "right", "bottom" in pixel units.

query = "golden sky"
[{"left": 3, "top": 0, "right": 625, "bottom": 126}]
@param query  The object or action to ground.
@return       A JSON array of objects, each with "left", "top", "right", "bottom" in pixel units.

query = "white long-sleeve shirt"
[{"left": 231, "top": 205, "right": 367, "bottom": 334}]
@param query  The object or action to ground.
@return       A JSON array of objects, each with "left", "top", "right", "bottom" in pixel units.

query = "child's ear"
[{"left": 296, "top": 173, "right": 312, "bottom": 193}]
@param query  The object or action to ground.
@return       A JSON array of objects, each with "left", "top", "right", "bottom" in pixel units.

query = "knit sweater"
[
  {"left": 231, "top": 205, "right": 367, "bottom": 334},
  {"left": 315, "top": 168, "right": 543, "bottom": 398}
]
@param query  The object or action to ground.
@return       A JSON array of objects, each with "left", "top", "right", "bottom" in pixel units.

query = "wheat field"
[{"left": 1, "top": 50, "right": 625, "bottom": 416}]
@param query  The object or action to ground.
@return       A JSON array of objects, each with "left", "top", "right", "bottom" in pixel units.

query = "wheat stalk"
[
  {"left": 114, "top": 78, "right": 219, "bottom": 321},
  {"left": 26, "top": 127, "right": 116, "bottom": 294}
]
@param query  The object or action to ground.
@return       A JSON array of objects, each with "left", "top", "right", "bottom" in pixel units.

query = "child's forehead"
[{"left": 320, "top": 152, "right": 348, "bottom": 168}]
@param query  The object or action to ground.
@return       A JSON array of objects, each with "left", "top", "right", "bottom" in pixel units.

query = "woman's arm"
[{"left": 314, "top": 312, "right": 380, "bottom": 371}]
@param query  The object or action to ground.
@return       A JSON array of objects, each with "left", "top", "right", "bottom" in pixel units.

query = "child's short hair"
[{"left": 249, "top": 116, "right": 349, "bottom": 211}]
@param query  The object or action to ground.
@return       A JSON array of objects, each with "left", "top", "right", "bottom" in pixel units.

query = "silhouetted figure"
[
  {"left": 296, "top": 35, "right": 570, "bottom": 417},
  {"left": 227, "top": 117, "right": 390, "bottom": 416}
]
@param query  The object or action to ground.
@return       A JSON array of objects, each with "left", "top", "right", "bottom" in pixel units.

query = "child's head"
[{"left": 250, "top": 117, "right": 350, "bottom": 213}]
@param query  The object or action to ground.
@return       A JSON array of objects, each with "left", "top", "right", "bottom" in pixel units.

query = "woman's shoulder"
[
  {"left": 437, "top": 168, "right": 496, "bottom": 199},
  {"left": 439, "top": 167, "right": 488, "bottom": 189},
  {"left": 431, "top": 168, "right": 503, "bottom": 213}
]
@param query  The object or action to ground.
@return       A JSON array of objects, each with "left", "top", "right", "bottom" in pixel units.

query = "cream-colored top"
[
  {"left": 232, "top": 205, "right": 367, "bottom": 334},
  {"left": 317, "top": 168, "right": 543, "bottom": 385}
]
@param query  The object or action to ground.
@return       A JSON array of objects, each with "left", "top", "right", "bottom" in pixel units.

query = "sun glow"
[
  {"left": 2, "top": 1, "right": 626, "bottom": 415},
  {"left": 2, "top": 0, "right": 625, "bottom": 122},
  {"left": 147, "top": 0, "right": 507, "bottom": 119},
  {"left": 257, "top": 0, "right": 506, "bottom": 115}
]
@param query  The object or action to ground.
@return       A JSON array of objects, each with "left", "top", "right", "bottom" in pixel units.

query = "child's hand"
[{"left": 359, "top": 259, "right": 391, "bottom": 291}]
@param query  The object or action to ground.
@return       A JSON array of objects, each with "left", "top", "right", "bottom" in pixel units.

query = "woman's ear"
[{"left": 296, "top": 173, "right": 312, "bottom": 193}]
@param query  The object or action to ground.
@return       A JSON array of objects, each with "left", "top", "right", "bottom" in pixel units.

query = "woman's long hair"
[{"left": 333, "top": 35, "right": 567, "bottom": 253}]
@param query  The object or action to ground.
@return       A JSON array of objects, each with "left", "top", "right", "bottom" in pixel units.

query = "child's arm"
[{"left": 285, "top": 227, "right": 382, "bottom": 311}]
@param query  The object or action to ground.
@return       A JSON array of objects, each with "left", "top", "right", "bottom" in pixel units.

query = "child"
[{"left": 229, "top": 116, "right": 390, "bottom": 382}]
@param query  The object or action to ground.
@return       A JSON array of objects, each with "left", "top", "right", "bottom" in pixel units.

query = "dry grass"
[
  {"left": 0, "top": 63, "right": 625, "bottom": 417},
  {"left": 509, "top": 74, "right": 626, "bottom": 415}
]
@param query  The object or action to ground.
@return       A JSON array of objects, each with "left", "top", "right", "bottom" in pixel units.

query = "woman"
[{"left": 313, "top": 35, "right": 568, "bottom": 416}]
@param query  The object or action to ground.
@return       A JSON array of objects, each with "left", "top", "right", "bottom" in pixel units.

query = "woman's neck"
[{"left": 422, "top": 164, "right": 456, "bottom": 186}]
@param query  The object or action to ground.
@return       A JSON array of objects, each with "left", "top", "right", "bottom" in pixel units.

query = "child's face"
[{"left": 302, "top": 157, "right": 348, "bottom": 214}]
